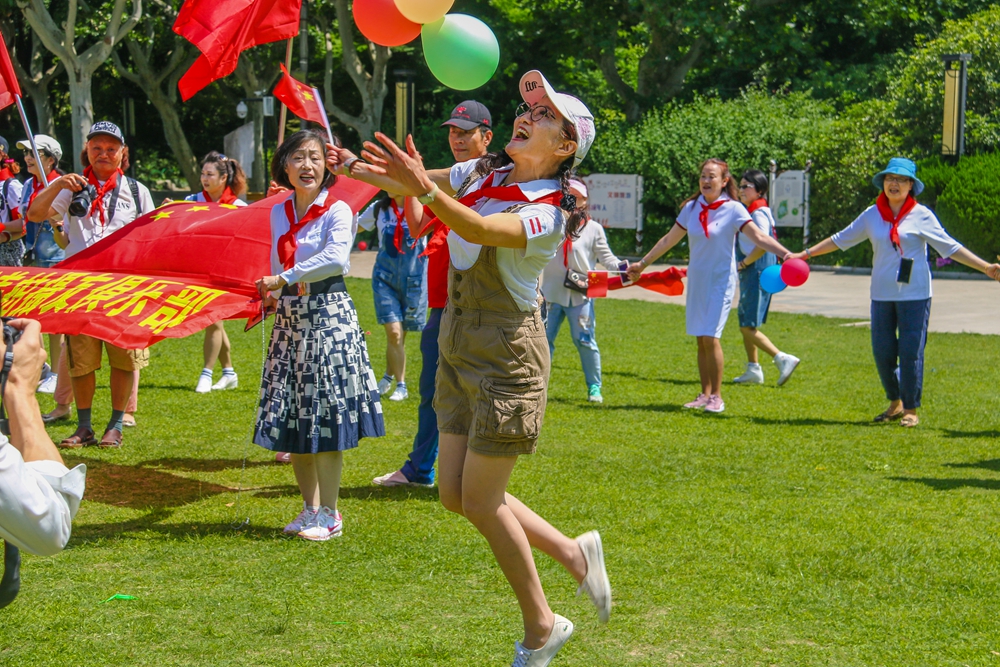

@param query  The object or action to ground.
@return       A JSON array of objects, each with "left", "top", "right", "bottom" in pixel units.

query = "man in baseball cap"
[
  {"left": 518, "top": 70, "right": 595, "bottom": 167},
  {"left": 86, "top": 121, "right": 126, "bottom": 143},
  {"left": 440, "top": 100, "right": 493, "bottom": 163}
]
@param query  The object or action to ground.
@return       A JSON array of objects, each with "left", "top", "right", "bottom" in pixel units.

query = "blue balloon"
[{"left": 760, "top": 264, "right": 787, "bottom": 294}]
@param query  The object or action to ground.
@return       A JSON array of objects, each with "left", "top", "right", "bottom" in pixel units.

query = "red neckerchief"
[
  {"left": 203, "top": 186, "right": 238, "bottom": 205},
  {"left": 26, "top": 170, "right": 59, "bottom": 211},
  {"left": 413, "top": 169, "right": 564, "bottom": 239},
  {"left": 278, "top": 190, "right": 338, "bottom": 270},
  {"left": 418, "top": 220, "right": 450, "bottom": 259},
  {"left": 562, "top": 235, "right": 572, "bottom": 268},
  {"left": 389, "top": 199, "right": 408, "bottom": 253},
  {"left": 83, "top": 166, "right": 122, "bottom": 226},
  {"left": 0, "top": 167, "right": 13, "bottom": 181},
  {"left": 875, "top": 192, "right": 917, "bottom": 250},
  {"left": 699, "top": 197, "right": 727, "bottom": 238}
]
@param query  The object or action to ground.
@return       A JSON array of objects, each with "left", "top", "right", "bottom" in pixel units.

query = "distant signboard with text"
[
  {"left": 583, "top": 174, "right": 644, "bottom": 230},
  {"left": 770, "top": 170, "right": 805, "bottom": 228}
]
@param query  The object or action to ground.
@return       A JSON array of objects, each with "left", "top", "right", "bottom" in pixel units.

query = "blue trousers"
[
  {"left": 399, "top": 307, "right": 442, "bottom": 484},
  {"left": 870, "top": 299, "right": 931, "bottom": 410},
  {"left": 545, "top": 300, "right": 602, "bottom": 388}
]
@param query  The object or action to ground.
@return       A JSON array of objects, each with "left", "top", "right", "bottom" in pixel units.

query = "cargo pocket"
[{"left": 476, "top": 377, "right": 545, "bottom": 441}]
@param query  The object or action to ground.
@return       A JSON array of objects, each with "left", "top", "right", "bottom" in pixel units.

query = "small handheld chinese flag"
[
  {"left": 587, "top": 271, "right": 609, "bottom": 298},
  {"left": 0, "top": 32, "right": 22, "bottom": 111},
  {"left": 273, "top": 64, "right": 328, "bottom": 125}
]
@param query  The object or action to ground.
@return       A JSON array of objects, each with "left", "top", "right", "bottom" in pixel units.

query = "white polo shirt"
[
  {"left": 51, "top": 175, "right": 155, "bottom": 258},
  {"left": 448, "top": 160, "right": 564, "bottom": 312},
  {"left": 0, "top": 434, "right": 86, "bottom": 557}
]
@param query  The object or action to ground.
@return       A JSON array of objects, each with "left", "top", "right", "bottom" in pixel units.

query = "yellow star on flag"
[
  {"left": 186, "top": 206, "right": 210, "bottom": 212},
  {"left": 220, "top": 204, "right": 239, "bottom": 209},
  {"left": 303, "top": 91, "right": 314, "bottom": 101},
  {"left": 152, "top": 210, "right": 173, "bottom": 220}
]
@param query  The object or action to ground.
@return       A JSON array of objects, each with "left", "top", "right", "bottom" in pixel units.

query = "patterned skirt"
[{"left": 253, "top": 291, "right": 385, "bottom": 454}]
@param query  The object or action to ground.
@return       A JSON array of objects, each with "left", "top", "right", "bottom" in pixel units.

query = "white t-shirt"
[
  {"left": 52, "top": 175, "right": 155, "bottom": 258},
  {"left": 0, "top": 178, "right": 24, "bottom": 224},
  {"left": 738, "top": 206, "right": 775, "bottom": 257},
  {"left": 270, "top": 188, "right": 357, "bottom": 285},
  {"left": 0, "top": 434, "right": 86, "bottom": 557},
  {"left": 448, "top": 160, "right": 564, "bottom": 311},
  {"left": 184, "top": 191, "right": 248, "bottom": 206},
  {"left": 831, "top": 202, "right": 962, "bottom": 301}
]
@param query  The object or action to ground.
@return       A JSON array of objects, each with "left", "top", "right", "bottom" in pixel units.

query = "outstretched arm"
[
  {"left": 788, "top": 237, "right": 840, "bottom": 261},
  {"left": 741, "top": 223, "right": 791, "bottom": 259},
  {"left": 626, "top": 223, "right": 687, "bottom": 281}
]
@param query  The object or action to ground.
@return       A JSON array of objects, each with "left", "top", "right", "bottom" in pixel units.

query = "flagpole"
[
  {"left": 313, "top": 87, "right": 336, "bottom": 148},
  {"left": 276, "top": 39, "right": 294, "bottom": 147},
  {"left": 14, "top": 95, "right": 47, "bottom": 188}
]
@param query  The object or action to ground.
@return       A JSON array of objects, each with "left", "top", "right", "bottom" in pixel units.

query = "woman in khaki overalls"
[{"left": 332, "top": 71, "right": 611, "bottom": 666}]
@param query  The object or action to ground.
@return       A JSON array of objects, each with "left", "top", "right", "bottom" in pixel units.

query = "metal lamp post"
[
  {"left": 941, "top": 54, "right": 971, "bottom": 158},
  {"left": 394, "top": 69, "right": 416, "bottom": 145}
]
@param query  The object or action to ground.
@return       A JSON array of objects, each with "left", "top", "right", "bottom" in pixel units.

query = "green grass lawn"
[{"left": 3, "top": 277, "right": 1000, "bottom": 665}]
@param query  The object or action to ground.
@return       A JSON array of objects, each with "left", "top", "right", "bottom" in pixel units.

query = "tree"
[
  {"left": 2, "top": 25, "right": 62, "bottom": 135},
  {"left": 18, "top": 0, "right": 142, "bottom": 170},
  {"left": 110, "top": 0, "right": 199, "bottom": 189},
  {"left": 314, "top": 0, "right": 391, "bottom": 141}
]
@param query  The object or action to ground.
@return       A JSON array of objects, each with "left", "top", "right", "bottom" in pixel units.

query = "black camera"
[{"left": 68, "top": 184, "right": 98, "bottom": 217}]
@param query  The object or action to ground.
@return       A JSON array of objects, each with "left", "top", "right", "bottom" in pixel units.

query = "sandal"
[
  {"left": 873, "top": 409, "right": 904, "bottom": 423},
  {"left": 59, "top": 426, "right": 97, "bottom": 449},
  {"left": 98, "top": 428, "right": 123, "bottom": 449},
  {"left": 900, "top": 414, "right": 919, "bottom": 428}
]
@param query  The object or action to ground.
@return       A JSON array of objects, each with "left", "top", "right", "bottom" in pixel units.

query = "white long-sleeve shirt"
[
  {"left": 0, "top": 435, "right": 86, "bottom": 557},
  {"left": 270, "top": 189, "right": 358, "bottom": 285},
  {"left": 540, "top": 219, "right": 621, "bottom": 307}
]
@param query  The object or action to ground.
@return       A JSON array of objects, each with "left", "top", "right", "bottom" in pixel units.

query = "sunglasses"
[{"left": 515, "top": 102, "right": 558, "bottom": 123}]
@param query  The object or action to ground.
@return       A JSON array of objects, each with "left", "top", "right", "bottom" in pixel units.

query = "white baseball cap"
[
  {"left": 16, "top": 134, "right": 63, "bottom": 161},
  {"left": 519, "top": 70, "right": 595, "bottom": 167}
]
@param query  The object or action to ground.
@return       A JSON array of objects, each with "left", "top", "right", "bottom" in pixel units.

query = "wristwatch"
[{"left": 417, "top": 184, "right": 440, "bottom": 205}]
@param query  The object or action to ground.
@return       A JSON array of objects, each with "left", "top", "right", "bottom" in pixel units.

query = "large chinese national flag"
[{"left": 175, "top": 0, "right": 302, "bottom": 101}]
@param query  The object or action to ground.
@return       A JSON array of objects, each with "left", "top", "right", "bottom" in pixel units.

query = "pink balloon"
[
  {"left": 780, "top": 258, "right": 810, "bottom": 287},
  {"left": 353, "top": 0, "right": 422, "bottom": 47}
]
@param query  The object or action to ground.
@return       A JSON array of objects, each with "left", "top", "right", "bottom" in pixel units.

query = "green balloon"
[{"left": 421, "top": 14, "right": 500, "bottom": 91}]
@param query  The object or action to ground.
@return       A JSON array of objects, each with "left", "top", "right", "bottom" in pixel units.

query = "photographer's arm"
[
  {"left": 3, "top": 320, "right": 61, "bottom": 465},
  {"left": 26, "top": 174, "right": 83, "bottom": 223}
]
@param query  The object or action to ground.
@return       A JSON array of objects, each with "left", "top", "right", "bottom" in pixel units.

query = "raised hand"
[{"left": 362, "top": 133, "right": 434, "bottom": 198}]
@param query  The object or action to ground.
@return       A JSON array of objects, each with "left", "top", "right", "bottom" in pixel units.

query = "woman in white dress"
[{"left": 627, "top": 159, "right": 792, "bottom": 413}]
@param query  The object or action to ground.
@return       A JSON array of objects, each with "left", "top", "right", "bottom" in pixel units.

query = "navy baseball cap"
[
  {"left": 440, "top": 101, "right": 492, "bottom": 131},
  {"left": 87, "top": 121, "right": 125, "bottom": 143}
]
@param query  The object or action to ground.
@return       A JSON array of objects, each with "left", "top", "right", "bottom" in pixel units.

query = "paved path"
[{"left": 347, "top": 252, "right": 1000, "bottom": 335}]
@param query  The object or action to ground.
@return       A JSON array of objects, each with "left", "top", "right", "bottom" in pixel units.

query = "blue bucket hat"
[{"left": 872, "top": 157, "right": 924, "bottom": 196}]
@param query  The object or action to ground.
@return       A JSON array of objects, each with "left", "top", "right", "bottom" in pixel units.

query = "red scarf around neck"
[
  {"left": 875, "top": 192, "right": 916, "bottom": 249},
  {"left": 23, "top": 171, "right": 60, "bottom": 221},
  {"left": 389, "top": 199, "right": 408, "bottom": 253},
  {"left": 413, "top": 169, "right": 564, "bottom": 239},
  {"left": 277, "top": 190, "right": 338, "bottom": 270},
  {"left": 699, "top": 197, "right": 727, "bottom": 238},
  {"left": 203, "top": 186, "right": 238, "bottom": 205},
  {"left": 747, "top": 198, "right": 767, "bottom": 215},
  {"left": 83, "top": 165, "right": 122, "bottom": 225},
  {"left": 0, "top": 167, "right": 13, "bottom": 181}
]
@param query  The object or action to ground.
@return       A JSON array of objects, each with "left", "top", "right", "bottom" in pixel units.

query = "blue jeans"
[
  {"left": 399, "top": 307, "right": 441, "bottom": 484},
  {"left": 371, "top": 228, "right": 427, "bottom": 330},
  {"left": 871, "top": 299, "right": 931, "bottom": 410},
  {"left": 545, "top": 300, "right": 602, "bottom": 388}
]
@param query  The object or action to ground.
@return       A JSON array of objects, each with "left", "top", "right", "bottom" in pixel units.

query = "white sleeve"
[
  {"left": 919, "top": 209, "right": 963, "bottom": 258},
  {"left": 356, "top": 202, "right": 378, "bottom": 231},
  {"left": 518, "top": 204, "right": 563, "bottom": 261},
  {"left": 746, "top": 210, "right": 769, "bottom": 236},
  {"left": 0, "top": 439, "right": 76, "bottom": 557},
  {"left": 183, "top": 193, "right": 198, "bottom": 202},
  {"left": 449, "top": 159, "right": 482, "bottom": 192},
  {"left": 830, "top": 209, "right": 872, "bottom": 250},
  {"left": 675, "top": 200, "right": 695, "bottom": 230},
  {"left": 592, "top": 223, "right": 620, "bottom": 269},
  {"left": 50, "top": 188, "right": 71, "bottom": 218},
  {"left": 138, "top": 183, "right": 155, "bottom": 216},
  {"left": 5, "top": 180, "right": 23, "bottom": 216},
  {"left": 280, "top": 201, "right": 354, "bottom": 284}
]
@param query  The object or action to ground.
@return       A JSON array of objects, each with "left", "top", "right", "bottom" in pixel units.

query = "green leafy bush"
[{"left": 935, "top": 152, "right": 1000, "bottom": 261}]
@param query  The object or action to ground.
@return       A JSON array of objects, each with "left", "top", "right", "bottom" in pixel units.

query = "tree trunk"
[
  {"left": 67, "top": 68, "right": 94, "bottom": 172},
  {"left": 148, "top": 85, "right": 199, "bottom": 189}
]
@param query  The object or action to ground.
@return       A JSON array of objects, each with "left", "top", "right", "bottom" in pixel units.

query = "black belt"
[{"left": 281, "top": 275, "right": 347, "bottom": 298}]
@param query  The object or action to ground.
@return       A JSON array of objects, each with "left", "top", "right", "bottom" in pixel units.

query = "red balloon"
[
  {"left": 780, "top": 258, "right": 810, "bottom": 287},
  {"left": 358, "top": 241, "right": 368, "bottom": 251},
  {"left": 353, "top": 0, "right": 421, "bottom": 47}
]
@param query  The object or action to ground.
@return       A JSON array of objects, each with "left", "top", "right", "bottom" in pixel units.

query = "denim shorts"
[
  {"left": 371, "top": 228, "right": 427, "bottom": 330},
  {"left": 737, "top": 252, "right": 775, "bottom": 328},
  {"left": 31, "top": 223, "right": 66, "bottom": 267}
]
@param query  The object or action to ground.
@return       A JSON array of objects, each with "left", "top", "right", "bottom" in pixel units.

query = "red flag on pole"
[
  {"left": 0, "top": 32, "right": 22, "bottom": 111},
  {"left": 586, "top": 267, "right": 687, "bottom": 299},
  {"left": 174, "top": 0, "right": 302, "bottom": 101},
  {"left": 586, "top": 271, "right": 609, "bottom": 298},
  {"left": 273, "top": 64, "right": 327, "bottom": 125}
]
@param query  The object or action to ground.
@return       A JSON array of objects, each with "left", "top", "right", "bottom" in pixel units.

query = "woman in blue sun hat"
[{"left": 791, "top": 157, "right": 1000, "bottom": 428}]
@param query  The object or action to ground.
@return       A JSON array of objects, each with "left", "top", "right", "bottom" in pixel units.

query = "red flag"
[
  {"left": 586, "top": 271, "right": 608, "bottom": 298},
  {"left": 0, "top": 32, "right": 22, "bottom": 111},
  {"left": 174, "top": 0, "right": 302, "bottom": 101},
  {"left": 273, "top": 64, "right": 327, "bottom": 125}
]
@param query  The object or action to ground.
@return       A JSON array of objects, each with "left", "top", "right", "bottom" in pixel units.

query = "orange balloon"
[
  {"left": 354, "top": 0, "right": 421, "bottom": 47},
  {"left": 393, "top": 0, "right": 454, "bottom": 24}
]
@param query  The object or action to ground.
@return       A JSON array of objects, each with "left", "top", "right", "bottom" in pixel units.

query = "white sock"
[
  {"left": 200, "top": 368, "right": 212, "bottom": 378},
  {"left": 222, "top": 367, "right": 236, "bottom": 377}
]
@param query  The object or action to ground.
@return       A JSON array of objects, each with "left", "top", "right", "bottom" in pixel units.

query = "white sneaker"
[
  {"left": 576, "top": 531, "right": 611, "bottom": 623},
  {"left": 211, "top": 373, "right": 239, "bottom": 391},
  {"left": 774, "top": 352, "right": 801, "bottom": 386},
  {"left": 511, "top": 615, "right": 574, "bottom": 667},
  {"left": 298, "top": 506, "right": 343, "bottom": 541},
  {"left": 36, "top": 372, "right": 58, "bottom": 394},
  {"left": 377, "top": 376, "right": 394, "bottom": 396},
  {"left": 283, "top": 506, "right": 318, "bottom": 534},
  {"left": 372, "top": 469, "right": 434, "bottom": 488},
  {"left": 388, "top": 384, "right": 408, "bottom": 401},
  {"left": 195, "top": 374, "right": 213, "bottom": 393},
  {"left": 733, "top": 363, "right": 764, "bottom": 385}
]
